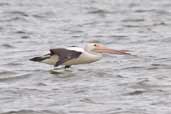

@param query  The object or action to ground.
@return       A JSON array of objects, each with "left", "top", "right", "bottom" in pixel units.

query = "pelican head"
[{"left": 85, "top": 43, "right": 130, "bottom": 55}]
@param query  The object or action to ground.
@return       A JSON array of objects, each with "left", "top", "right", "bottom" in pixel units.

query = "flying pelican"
[{"left": 30, "top": 43, "right": 130, "bottom": 69}]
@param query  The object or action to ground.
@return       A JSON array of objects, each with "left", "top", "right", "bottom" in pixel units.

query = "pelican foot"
[{"left": 50, "top": 69, "right": 65, "bottom": 74}]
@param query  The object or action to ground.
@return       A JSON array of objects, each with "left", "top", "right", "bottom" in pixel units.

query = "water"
[{"left": 0, "top": 0, "right": 171, "bottom": 114}]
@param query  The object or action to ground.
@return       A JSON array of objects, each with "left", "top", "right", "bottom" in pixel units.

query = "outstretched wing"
[{"left": 50, "top": 48, "right": 82, "bottom": 67}]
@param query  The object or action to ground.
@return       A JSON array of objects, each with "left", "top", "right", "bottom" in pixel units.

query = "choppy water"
[{"left": 0, "top": 0, "right": 171, "bottom": 114}]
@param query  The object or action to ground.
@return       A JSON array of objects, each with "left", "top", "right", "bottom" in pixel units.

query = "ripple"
[
  {"left": 1, "top": 110, "right": 56, "bottom": 114},
  {"left": 0, "top": 72, "right": 31, "bottom": 82},
  {"left": 126, "top": 90, "right": 146, "bottom": 96},
  {"left": 0, "top": 3, "right": 9, "bottom": 6},
  {"left": 122, "top": 24, "right": 144, "bottom": 28},
  {"left": 0, "top": 71, "right": 17, "bottom": 77},
  {"left": 120, "top": 66, "right": 145, "bottom": 71},
  {"left": 88, "top": 9, "right": 111, "bottom": 14},
  {"left": 1, "top": 44, "right": 15, "bottom": 48},
  {"left": 134, "top": 9, "right": 156, "bottom": 13},
  {"left": 32, "top": 11, "right": 55, "bottom": 20},
  {"left": 122, "top": 18, "right": 145, "bottom": 22},
  {"left": 15, "top": 31, "right": 27, "bottom": 34},
  {"left": 147, "top": 63, "right": 171, "bottom": 70},
  {"left": 86, "top": 7, "right": 112, "bottom": 16},
  {"left": 5, "top": 11, "right": 29, "bottom": 17},
  {"left": 21, "top": 36, "right": 30, "bottom": 39},
  {"left": 0, "top": 16, "right": 28, "bottom": 22},
  {"left": 80, "top": 98, "right": 97, "bottom": 104}
]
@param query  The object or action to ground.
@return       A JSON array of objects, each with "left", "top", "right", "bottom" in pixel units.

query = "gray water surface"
[{"left": 0, "top": 0, "right": 171, "bottom": 114}]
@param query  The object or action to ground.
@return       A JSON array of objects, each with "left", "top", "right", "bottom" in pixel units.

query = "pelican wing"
[{"left": 50, "top": 48, "right": 82, "bottom": 66}]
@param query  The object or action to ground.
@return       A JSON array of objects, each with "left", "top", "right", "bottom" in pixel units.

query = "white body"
[{"left": 42, "top": 47, "right": 102, "bottom": 66}]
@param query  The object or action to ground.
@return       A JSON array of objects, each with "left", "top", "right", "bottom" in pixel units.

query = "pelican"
[{"left": 30, "top": 43, "right": 130, "bottom": 69}]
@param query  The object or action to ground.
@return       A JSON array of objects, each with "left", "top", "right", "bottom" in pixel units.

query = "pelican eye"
[{"left": 94, "top": 44, "right": 97, "bottom": 46}]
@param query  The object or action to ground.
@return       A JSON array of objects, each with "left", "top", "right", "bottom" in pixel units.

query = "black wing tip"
[{"left": 30, "top": 57, "right": 44, "bottom": 62}]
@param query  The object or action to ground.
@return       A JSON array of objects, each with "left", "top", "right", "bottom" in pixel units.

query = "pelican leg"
[{"left": 65, "top": 65, "right": 71, "bottom": 69}]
